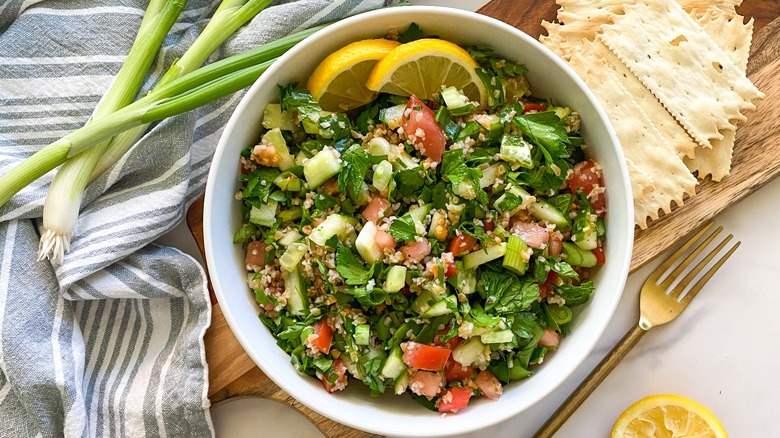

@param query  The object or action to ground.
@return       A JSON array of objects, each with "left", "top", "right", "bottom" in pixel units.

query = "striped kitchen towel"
[{"left": 0, "top": 0, "right": 398, "bottom": 436}]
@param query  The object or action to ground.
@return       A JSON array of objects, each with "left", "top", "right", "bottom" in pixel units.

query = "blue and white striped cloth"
[{"left": 0, "top": 0, "right": 397, "bottom": 436}]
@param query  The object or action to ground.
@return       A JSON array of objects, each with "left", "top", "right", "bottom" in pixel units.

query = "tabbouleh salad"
[{"left": 233, "top": 31, "right": 607, "bottom": 414}]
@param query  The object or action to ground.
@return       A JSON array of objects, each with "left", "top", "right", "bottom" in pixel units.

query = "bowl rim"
[{"left": 204, "top": 5, "right": 634, "bottom": 436}]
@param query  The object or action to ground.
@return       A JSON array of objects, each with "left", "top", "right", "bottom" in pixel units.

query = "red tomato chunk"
[
  {"left": 320, "top": 358, "right": 348, "bottom": 393},
  {"left": 409, "top": 370, "right": 445, "bottom": 400},
  {"left": 475, "top": 370, "right": 503, "bottom": 401},
  {"left": 436, "top": 386, "right": 473, "bottom": 414},
  {"left": 402, "top": 342, "right": 451, "bottom": 371},
  {"left": 402, "top": 96, "right": 446, "bottom": 163}
]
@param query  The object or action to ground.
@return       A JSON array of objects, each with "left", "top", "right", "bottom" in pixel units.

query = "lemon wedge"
[
  {"left": 365, "top": 38, "right": 487, "bottom": 106},
  {"left": 611, "top": 394, "right": 728, "bottom": 438},
  {"left": 307, "top": 38, "right": 400, "bottom": 112}
]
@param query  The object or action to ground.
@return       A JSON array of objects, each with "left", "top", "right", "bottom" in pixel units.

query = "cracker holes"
[{"left": 712, "top": 62, "right": 724, "bottom": 73}]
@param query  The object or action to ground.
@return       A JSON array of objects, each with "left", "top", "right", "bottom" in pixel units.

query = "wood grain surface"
[{"left": 188, "top": 1, "right": 780, "bottom": 437}]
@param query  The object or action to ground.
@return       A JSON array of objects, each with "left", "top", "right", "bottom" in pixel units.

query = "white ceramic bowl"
[{"left": 204, "top": 6, "right": 634, "bottom": 437}]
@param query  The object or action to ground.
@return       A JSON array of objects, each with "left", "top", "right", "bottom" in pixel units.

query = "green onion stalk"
[
  {"left": 39, "top": 0, "right": 276, "bottom": 264},
  {"left": 0, "top": 23, "right": 325, "bottom": 221},
  {"left": 37, "top": 0, "right": 186, "bottom": 263}
]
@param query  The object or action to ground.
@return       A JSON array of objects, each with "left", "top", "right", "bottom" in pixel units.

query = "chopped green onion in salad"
[{"left": 234, "top": 37, "right": 607, "bottom": 414}]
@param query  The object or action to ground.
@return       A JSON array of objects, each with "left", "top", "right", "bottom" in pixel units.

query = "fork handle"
[{"left": 532, "top": 324, "right": 648, "bottom": 438}]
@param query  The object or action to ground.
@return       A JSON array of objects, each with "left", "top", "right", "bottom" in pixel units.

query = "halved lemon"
[
  {"left": 365, "top": 38, "right": 487, "bottom": 107},
  {"left": 611, "top": 394, "right": 728, "bottom": 438},
  {"left": 307, "top": 38, "right": 400, "bottom": 112}
]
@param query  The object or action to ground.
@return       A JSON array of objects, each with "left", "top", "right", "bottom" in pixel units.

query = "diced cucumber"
[
  {"left": 479, "top": 163, "right": 505, "bottom": 188},
  {"left": 448, "top": 262, "right": 477, "bottom": 294},
  {"left": 294, "top": 150, "right": 308, "bottom": 167},
  {"left": 552, "top": 106, "right": 572, "bottom": 120},
  {"left": 493, "top": 186, "right": 533, "bottom": 215},
  {"left": 380, "top": 347, "right": 407, "bottom": 380},
  {"left": 463, "top": 242, "right": 507, "bottom": 270},
  {"left": 573, "top": 230, "right": 598, "bottom": 251},
  {"left": 355, "top": 324, "right": 370, "bottom": 346},
  {"left": 394, "top": 370, "right": 410, "bottom": 395},
  {"left": 367, "top": 137, "right": 394, "bottom": 157},
  {"left": 273, "top": 171, "right": 302, "bottom": 192},
  {"left": 421, "top": 295, "right": 457, "bottom": 318},
  {"left": 427, "top": 210, "right": 446, "bottom": 240},
  {"left": 380, "top": 104, "right": 406, "bottom": 130},
  {"left": 301, "top": 111, "right": 342, "bottom": 138},
  {"left": 249, "top": 200, "right": 277, "bottom": 227},
  {"left": 480, "top": 329, "right": 514, "bottom": 344},
  {"left": 503, "top": 235, "right": 529, "bottom": 275},
  {"left": 277, "top": 229, "right": 303, "bottom": 247},
  {"left": 475, "top": 114, "right": 504, "bottom": 141},
  {"left": 277, "top": 208, "right": 302, "bottom": 223},
  {"left": 308, "top": 214, "right": 357, "bottom": 246},
  {"left": 529, "top": 200, "right": 569, "bottom": 227},
  {"left": 453, "top": 180, "right": 477, "bottom": 200},
  {"left": 283, "top": 269, "right": 308, "bottom": 316},
  {"left": 279, "top": 242, "right": 307, "bottom": 272},
  {"left": 562, "top": 242, "right": 597, "bottom": 267},
  {"left": 355, "top": 221, "right": 382, "bottom": 264},
  {"left": 261, "top": 103, "right": 296, "bottom": 131},
  {"left": 303, "top": 147, "right": 341, "bottom": 189},
  {"left": 384, "top": 265, "right": 407, "bottom": 293},
  {"left": 452, "top": 338, "right": 485, "bottom": 367},
  {"left": 262, "top": 128, "right": 295, "bottom": 171},
  {"left": 394, "top": 150, "right": 417, "bottom": 170},
  {"left": 372, "top": 160, "right": 393, "bottom": 192},
  {"left": 441, "top": 86, "right": 476, "bottom": 116},
  {"left": 499, "top": 134, "right": 533, "bottom": 169},
  {"left": 407, "top": 204, "right": 430, "bottom": 235}
]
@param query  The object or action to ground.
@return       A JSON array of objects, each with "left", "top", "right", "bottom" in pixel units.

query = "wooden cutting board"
[{"left": 188, "top": 1, "right": 780, "bottom": 436}]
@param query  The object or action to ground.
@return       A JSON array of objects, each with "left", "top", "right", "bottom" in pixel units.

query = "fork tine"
[
  {"left": 680, "top": 240, "right": 741, "bottom": 305},
  {"left": 648, "top": 221, "right": 718, "bottom": 287},
  {"left": 668, "top": 233, "right": 732, "bottom": 300}
]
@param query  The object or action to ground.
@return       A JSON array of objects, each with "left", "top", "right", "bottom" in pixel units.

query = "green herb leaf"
[
  {"left": 388, "top": 215, "right": 418, "bottom": 243},
  {"left": 394, "top": 167, "right": 425, "bottom": 197},
  {"left": 440, "top": 150, "right": 470, "bottom": 186},
  {"left": 398, "top": 23, "right": 424, "bottom": 43},
  {"left": 335, "top": 244, "right": 373, "bottom": 285},
  {"left": 555, "top": 280, "right": 595, "bottom": 306},
  {"left": 337, "top": 145, "right": 370, "bottom": 203},
  {"left": 514, "top": 111, "right": 570, "bottom": 162},
  {"left": 242, "top": 167, "right": 280, "bottom": 204},
  {"left": 480, "top": 271, "right": 540, "bottom": 314}
]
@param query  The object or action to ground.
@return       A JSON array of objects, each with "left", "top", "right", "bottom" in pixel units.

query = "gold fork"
[{"left": 533, "top": 221, "right": 740, "bottom": 438}]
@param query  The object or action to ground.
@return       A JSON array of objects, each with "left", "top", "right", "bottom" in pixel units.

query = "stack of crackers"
[{"left": 539, "top": 0, "right": 764, "bottom": 228}]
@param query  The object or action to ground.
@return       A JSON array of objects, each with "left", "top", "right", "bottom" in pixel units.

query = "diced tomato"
[
  {"left": 444, "top": 260, "right": 457, "bottom": 278},
  {"left": 444, "top": 357, "right": 473, "bottom": 382},
  {"left": 522, "top": 102, "right": 548, "bottom": 113},
  {"left": 402, "top": 96, "right": 446, "bottom": 163},
  {"left": 362, "top": 196, "right": 392, "bottom": 223},
  {"left": 448, "top": 233, "right": 478, "bottom": 257},
  {"left": 402, "top": 342, "right": 451, "bottom": 371},
  {"left": 592, "top": 247, "right": 606, "bottom": 265},
  {"left": 321, "top": 177, "right": 340, "bottom": 196},
  {"left": 409, "top": 370, "right": 445, "bottom": 400},
  {"left": 320, "top": 358, "right": 348, "bottom": 393},
  {"left": 312, "top": 320, "right": 333, "bottom": 354},
  {"left": 434, "top": 327, "right": 461, "bottom": 350},
  {"left": 239, "top": 157, "right": 254, "bottom": 174},
  {"left": 539, "top": 328, "right": 560, "bottom": 347},
  {"left": 567, "top": 160, "right": 602, "bottom": 196},
  {"left": 483, "top": 218, "right": 496, "bottom": 232},
  {"left": 375, "top": 229, "right": 396, "bottom": 251},
  {"left": 436, "top": 386, "right": 473, "bottom": 413},
  {"left": 245, "top": 241, "right": 266, "bottom": 268},
  {"left": 400, "top": 239, "right": 431, "bottom": 264},
  {"left": 475, "top": 370, "right": 503, "bottom": 401},
  {"left": 510, "top": 221, "right": 549, "bottom": 249},
  {"left": 568, "top": 160, "right": 606, "bottom": 215}
]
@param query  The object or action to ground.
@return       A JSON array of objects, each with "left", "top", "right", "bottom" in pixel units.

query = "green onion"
[
  {"left": 38, "top": 0, "right": 185, "bottom": 263},
  {"left": 39, "top": 0, "right": 277, "bottom": 263},
  {"left": 0, "top": 23, "right": 326, "bottom": 210}
]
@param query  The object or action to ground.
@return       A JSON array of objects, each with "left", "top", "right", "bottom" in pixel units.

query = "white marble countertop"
[{"left": 165, "top": 1, "right": 780, "bottom": 436}]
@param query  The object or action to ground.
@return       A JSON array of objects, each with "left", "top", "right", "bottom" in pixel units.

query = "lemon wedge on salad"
[
  {"left": 611, "top": 394, "right": 728, "bottom": 438},
  {"left": 366, "top": 38, "right": 487, "bottom": 106},
  {"left": 307, "top": 38, "right": 400, "bottom": 112}
]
